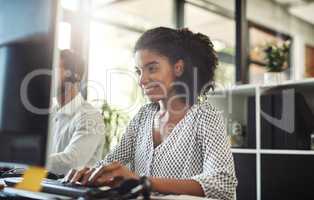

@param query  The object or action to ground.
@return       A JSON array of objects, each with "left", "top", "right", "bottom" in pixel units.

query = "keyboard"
[
  {"left": 4, "top": 177, "right": 111, "bottom": 198},
  {"left": 0, "top": 190, "right": 20, "bottom": 200},
  {"left": 0, "top": 167, "right": 62, "bottom": 180}
]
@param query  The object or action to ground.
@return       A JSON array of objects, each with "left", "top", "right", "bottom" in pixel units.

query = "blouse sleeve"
[
  {"left": 95, "top": 105, "right": 144, "bottom": 168},
  {"left": 191, "top": 106, "right": 238, "bottom": 200}
]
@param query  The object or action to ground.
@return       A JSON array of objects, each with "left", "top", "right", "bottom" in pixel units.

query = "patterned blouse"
[{"left": 97, "top": 102, "right": 238, "bottom": 200}]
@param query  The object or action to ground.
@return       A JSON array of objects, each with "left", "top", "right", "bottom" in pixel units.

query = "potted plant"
[
  {"left": 263, "top": 41, "right": 290, "bottom": 84},
  {"left": 101, "top": 100, "right": 129, "bottom": 155}
]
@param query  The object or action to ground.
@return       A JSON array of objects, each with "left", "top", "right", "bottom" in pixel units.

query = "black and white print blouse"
[{"left": 97, "top": 102, "right": 238, "bottom": 200}]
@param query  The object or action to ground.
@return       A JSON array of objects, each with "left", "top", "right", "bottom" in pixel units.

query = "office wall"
[
  {"left": 206, "top": 0, "right": 314, "bottom": 80},
  {"left": 247, "top": 0, "right": 314, "bottom": 80}
]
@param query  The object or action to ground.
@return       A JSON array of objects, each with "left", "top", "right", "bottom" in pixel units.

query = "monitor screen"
[
  {"left": 0, "top": 0, "right": 55, "bottom": 46},
  {"left": 0, "top": 0, "right": 58, "bottom": 167}
]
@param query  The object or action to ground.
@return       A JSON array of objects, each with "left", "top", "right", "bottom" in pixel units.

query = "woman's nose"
[{"left": 139, "top": 72, "right": 149, "bottom": 87}]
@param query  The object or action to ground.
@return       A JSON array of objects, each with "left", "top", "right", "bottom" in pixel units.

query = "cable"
[{"left": 86, "top": 176, "right": 152, "bottom": 200}]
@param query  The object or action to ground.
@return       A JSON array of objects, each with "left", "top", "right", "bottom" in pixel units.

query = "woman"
[{"left": 65, "top": 27, "right": 237, "bottom": 200}]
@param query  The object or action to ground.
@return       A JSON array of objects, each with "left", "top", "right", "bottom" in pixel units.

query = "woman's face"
[{"left": 135, "top": 49, "right": 177, "bottom": 102}]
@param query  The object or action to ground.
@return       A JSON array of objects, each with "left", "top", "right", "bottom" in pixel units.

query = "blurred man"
[{"left": 48, "top": 50, "right": 105, "bottom": 175}]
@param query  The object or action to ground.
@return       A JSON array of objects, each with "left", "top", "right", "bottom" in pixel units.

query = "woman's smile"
[{"left": 143, "top": 84, "right": 163, "bottom": 96}]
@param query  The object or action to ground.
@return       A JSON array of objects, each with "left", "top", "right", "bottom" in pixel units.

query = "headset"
[
  {"left": 61, "top": 50, "right": 84, "bottom": 84},
  {"left": 64, "top": 68, "right": 81, "bottom": 83}
]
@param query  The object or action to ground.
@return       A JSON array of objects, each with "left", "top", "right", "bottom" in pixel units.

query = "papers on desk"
[{"left": 151, "top": 194, "right": 216, "bottom": 200}]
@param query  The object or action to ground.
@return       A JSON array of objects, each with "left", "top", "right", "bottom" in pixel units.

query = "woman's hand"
[{"left": 63, "top": 161, "right": 139, "bottom": 187}]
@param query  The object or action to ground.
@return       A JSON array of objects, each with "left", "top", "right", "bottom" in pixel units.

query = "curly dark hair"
[{"left": 134, "top": 27, "right": 218, "bottom": 105}]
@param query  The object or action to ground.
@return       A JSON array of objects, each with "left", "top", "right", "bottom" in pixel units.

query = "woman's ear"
[{"left": 174, "top": 59, "right": 184, "bottom": 77}]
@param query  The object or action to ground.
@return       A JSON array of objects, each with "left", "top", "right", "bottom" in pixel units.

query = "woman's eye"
[
  {"left": 148, "top": 65, "right": 158, "bottom": 73},
  {"left": 135, "top": 68, "right": 141, "bottom": 75}
]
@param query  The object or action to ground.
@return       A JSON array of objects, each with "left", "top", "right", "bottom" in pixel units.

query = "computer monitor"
[{"left": 0, "top": 0, "right": 59, "bottom": 167}]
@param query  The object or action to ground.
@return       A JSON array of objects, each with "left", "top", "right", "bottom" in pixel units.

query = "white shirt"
[
  {"left": 48, "top": 93, "right": 105, "bottom": 175},
  {"left": 97, "top": 102, "right": 237, "bottom": 200}
]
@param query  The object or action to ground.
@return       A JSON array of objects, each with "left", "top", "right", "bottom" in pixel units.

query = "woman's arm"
[
  {"left": 190, "top": 106, "right": 237, "bottom": 200},
  {"left": 149, "top": 177, "right": 204, "bottom": 197},
  {"left": 67, "top": 161, "right": 205, "bottom": 197}
]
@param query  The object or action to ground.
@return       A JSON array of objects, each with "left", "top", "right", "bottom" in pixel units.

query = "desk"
[{"left": 1, "top": 179, "right": 213, "bottom": 200}]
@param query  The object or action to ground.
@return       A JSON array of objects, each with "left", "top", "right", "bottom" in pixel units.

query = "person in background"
[
  {"left": 48, "top": 49, "right": 105, "bottom": 175},
  {"left": 65, "top": 27, "right": 237, "bottom": 200}
]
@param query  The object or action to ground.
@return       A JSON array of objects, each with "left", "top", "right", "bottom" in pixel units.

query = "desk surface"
[{"left": 1, "top": 179, "right": 213, "bottom": 200}]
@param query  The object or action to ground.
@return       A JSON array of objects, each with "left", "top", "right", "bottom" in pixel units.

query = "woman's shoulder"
[
  {"left": 138, "top": 102, "right": 159, "bottom": 112},
  {"left": 192, "top": 101, "right": 226, "bottom": 135},
  {"left": 192, "top": 100, "right": 222, "bottom": 117},
  {"left": 131, "top": 102, "right": 158, "bottom": 122}
]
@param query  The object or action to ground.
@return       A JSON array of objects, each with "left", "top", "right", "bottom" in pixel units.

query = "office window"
[
  {"left": 88, "top": 22, "right": 142, "bottom": 115},
  {"left": 185, "top": 1, "right": 236, "bottom": 87},
  {"left": 92, "top": 0, "right": 174, "bottom": 30},
  {"left": 58, "top": 22, "right": 71, "bottom": 50},
  {"left": 88, "top": 0, "right": 174, "bottom": 117},
  {"left": 195, "top": 0, "right": 235, "bottom": 12},
  {"left": 61, "top": 0, "right": 80, "bottom": 11}
]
